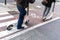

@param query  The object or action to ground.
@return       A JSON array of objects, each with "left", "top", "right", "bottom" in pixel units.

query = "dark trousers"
[{"left": 17, "top": 4, "right": 26, "bottom": 29}]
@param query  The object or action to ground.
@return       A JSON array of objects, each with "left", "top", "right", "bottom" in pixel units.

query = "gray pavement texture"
[{"left": 10, "top": 19, "right": 60, "bottom": 40}]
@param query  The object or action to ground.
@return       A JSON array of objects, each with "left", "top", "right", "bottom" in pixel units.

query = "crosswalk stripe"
[
  {"left": 0, "top": 28, "right": 19, "bottom": 38},
  {"left": 0, "top": 12, "right": 18, "bottom": 28},
  {"left": 0, "top": 19, "right": 18, "bottom": 27},
  {"left": 0, "top": 15, "right": 14, "bottom": 20},
  {"left": 0, "top": 17, "right": 17, "bottom": 23},
  {"left": 0, "top": 12, "right": 10, "bottom": 15}
]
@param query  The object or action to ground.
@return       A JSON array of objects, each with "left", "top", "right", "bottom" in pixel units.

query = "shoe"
[
  {"left": 45, "top": 17, "right": 52, "bottom": 21},
  {"left": 22, "top": 24, "right": 28, "bottom": 28},
  {"left": 17, "top": 27, "right": 25, "bottom": 30},
  {"left": 42, "top": 17, "right": 46, "bottom": 22}
]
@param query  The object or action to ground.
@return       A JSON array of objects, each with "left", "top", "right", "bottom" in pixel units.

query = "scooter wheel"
[{"left": 7, "top": 24, "right": 13, "bottom": 30}]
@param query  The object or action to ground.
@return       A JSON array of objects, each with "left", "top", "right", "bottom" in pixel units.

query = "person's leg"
[
  {"left": 43, "top": 6, "right": 47, "bottom": 18},
  {"left": 42, "top": 6, "right": 47, "bottom": 21},
  {"left": 17, "top": 5, "right": 26, "bottom": 29},
  {"left": 42, "top": 7, "right": 51, "bottom": 21},
  {"left": 44, "top": 7, "right": 51, "bottom": 17}
]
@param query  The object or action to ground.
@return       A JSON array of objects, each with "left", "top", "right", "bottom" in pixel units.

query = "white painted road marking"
[
  {"left": 0, "top": 19, "right": 18, "bottom": 27},
  {"left": 0, "top": 15, "right": 14, "bottom": 20},
  {"left": 0, "top": 12, "right": 9, "bottom": 15}
]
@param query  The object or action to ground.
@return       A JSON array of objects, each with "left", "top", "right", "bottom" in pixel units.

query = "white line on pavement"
[
  {"left": 0, "top": 12, "right": 9, "bottom": 15},
  {"left": 0, "top": 19, "right": 18, "bottom": 27},
  {"left": 0, "top": 15, "right": 14, "bottom": 20}
]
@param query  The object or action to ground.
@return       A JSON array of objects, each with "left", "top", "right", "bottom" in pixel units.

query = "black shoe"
[
  {"left": 45, "top": 17, "right": 52, "bottom": 21},
  {"left": 17, "top": 27, "right": 25, "bottom": 30},
  {"left": 42, "top": 18, "right": 46, "bottom": 22}
]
